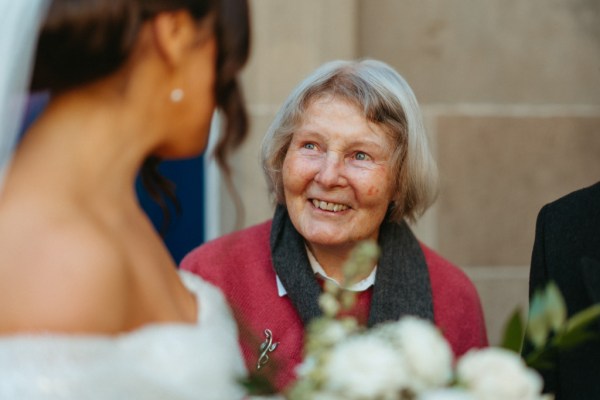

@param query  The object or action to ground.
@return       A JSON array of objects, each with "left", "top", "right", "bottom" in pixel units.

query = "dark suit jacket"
[{"left": 527, "top": 181, "right": 600, "bottom": 399}]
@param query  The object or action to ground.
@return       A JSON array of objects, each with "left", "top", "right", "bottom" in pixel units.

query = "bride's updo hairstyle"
[{"left": 31, "top": 0, "right": 250, "bottom": 223}]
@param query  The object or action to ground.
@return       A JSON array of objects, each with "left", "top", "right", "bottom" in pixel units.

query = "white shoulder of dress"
[
  {"left": 0, "top": 269, "right": 247, "bottom": 399},
  {"left": 178, "top": 269, "right": 237, "bottom": 327}
]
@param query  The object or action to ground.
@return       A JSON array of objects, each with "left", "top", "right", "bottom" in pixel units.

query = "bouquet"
[{"left": 285, "top": 241, "right": 600, "bottom": 400}]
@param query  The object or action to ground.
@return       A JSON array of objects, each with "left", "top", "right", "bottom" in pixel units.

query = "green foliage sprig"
[{"left": 501, "top": 281, "right": 600, "bottom": 370}]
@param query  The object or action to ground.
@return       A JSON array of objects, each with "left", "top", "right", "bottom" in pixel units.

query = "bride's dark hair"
[{"left": 31, "top": 0, "right": 250, "bottom": 228}]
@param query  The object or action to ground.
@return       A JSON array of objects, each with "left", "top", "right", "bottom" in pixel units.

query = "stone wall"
[{"left": 217, "top": 0, "right": 600, "bottom": 345}]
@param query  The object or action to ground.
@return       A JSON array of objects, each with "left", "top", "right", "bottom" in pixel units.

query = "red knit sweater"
[{"left": 181, "top": 220, "right": 488, "bottom": 392}]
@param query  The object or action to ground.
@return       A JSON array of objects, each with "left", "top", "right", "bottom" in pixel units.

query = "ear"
[{"left": 151, "top": 10, "right": 197, "bottom": 68}]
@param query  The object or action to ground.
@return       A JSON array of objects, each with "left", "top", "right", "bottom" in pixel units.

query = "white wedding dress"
[
  {"left": 0, "top": 271, "right": 247, "bottom": 399},
  {"left": 0, "top": 3, "right": 247, "bottom": 399}
]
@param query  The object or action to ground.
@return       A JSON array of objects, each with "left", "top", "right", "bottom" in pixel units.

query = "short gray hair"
[{"left": 260, "top": 59, "right": 438, "bottom": 223}]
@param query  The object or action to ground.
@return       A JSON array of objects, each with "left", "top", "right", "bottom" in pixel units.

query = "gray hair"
[{"left": 260, "top": 59, "right": 438, "bottom": 223}]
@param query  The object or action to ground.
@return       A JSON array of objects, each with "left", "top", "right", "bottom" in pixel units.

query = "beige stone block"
[
  {"left": 220, "top": 112, "right": 277, "bottom": 234},
  {"left": 242, "top": 0, "right": 358, "bottom": 106},
  {"left": 436, "top": 115, "right": 600, "bottom": 266},
  {"left": 463, "top": 266, "right": 530, "bottom": 346},
  {"left": 359, "top": 0, "right": 600, "bottom": 104},
  {"left": 409, "top": 111, "right": 439, "bottom": 248}
]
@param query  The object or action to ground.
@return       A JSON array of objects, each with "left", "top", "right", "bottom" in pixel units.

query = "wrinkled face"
[{"left": 282, "top": 97, "right": 395, "bottom": 252}]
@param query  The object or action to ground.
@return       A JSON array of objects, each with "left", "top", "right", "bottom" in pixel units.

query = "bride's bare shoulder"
[{"left": 0, "top": 209, "right": 130, "bottom": 334}]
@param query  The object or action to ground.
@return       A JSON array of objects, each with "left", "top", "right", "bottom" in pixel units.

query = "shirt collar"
[{"left": 276, "top": 246, "right": 377, "bottom": 297}]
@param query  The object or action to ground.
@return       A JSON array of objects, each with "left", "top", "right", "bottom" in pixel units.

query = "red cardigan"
[{"left": 181, "top": 220, "right": 488, "bottom": 392}]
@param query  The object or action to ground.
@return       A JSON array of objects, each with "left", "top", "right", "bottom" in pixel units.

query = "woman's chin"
[{"left": 304, "top": 234, "right": 356, "bottom": 250}]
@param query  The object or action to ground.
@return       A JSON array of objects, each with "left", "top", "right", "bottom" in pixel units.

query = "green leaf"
[
  {"left": 551, "top": 305, "right": 600, "bottom": 352},
  {"left": 555, "top": 331, "right": 600, "bottom": 351},
  {"left": 524, "top": 299, "right": 600, "bottom": 370},
  {"left": 528, "top": 358, "right": 556, "bottom": 371},
  {"left": 544, "top": 281, "right": 567, "bottom": 331},
  {"left": 239, "top": 374, "right": 277, "bottom": 395},
  {"left": 526, "top": 289, "right": 550, "bottom": 348},
  {"left": 525, "top": 345, "right": 557, "bottom": 370},
  {"left": 564, "top": 304, "right": 600, "bottom": 334},
  {"left": 500, "top": 308, "right": 524, "bottom": 352}
]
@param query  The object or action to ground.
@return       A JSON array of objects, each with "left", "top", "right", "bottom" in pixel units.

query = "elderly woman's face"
[{"left": 282, "top": 97, "right": 395, "bottom": 249}]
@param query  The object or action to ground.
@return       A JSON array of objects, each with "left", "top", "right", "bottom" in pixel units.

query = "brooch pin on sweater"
[{"left": 257, "top": 329, "right": 279, "bottom": 370}]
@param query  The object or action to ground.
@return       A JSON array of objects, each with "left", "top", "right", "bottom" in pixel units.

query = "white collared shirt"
[{"left": 276, "top": 246, "right": 377, "bottom": 297}]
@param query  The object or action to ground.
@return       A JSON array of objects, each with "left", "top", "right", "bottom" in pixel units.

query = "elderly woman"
[{"left": 181, "top": 59, "right": 488, "bottom": 391}]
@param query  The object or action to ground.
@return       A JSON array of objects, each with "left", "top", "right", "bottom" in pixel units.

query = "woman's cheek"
[
  {"left": 367, "top": 186, "right": 381, "bottom": 196},
  {"left": 288, "top": 155, "right": 317, "bottom": 177},
  {"left": 360, "top": 168, "right": 394, "bottom": 203},
  {"left": 283, "top": 157, "right": 308, "bottom": 193}
]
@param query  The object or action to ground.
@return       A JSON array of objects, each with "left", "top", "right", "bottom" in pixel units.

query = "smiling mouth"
[{"left": 311, "top": 199, "right": 349, "bottom": 212}]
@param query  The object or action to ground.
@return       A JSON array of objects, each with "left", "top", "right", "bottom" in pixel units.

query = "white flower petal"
[
  {"left": 457, "top": 348, "right": 543, "bottom": 400},
  {"left": 324, "top": 335, "right": 409, "bottom": 398}
]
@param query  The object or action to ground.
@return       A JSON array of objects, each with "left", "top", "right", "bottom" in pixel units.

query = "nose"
[{"left": 314, "top": 152, "right": 347, "bottom": 187}]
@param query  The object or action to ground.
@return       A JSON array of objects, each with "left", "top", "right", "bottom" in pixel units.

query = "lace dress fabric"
[{"left": 0, "top": 271, "right": 247, "bottom": 399}]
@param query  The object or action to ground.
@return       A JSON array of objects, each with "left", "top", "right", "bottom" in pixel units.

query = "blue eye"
[
  {"left": 355, "top": 152, "right": 369, "bottom": 161},
  {"left": 303, "top": 143, "right": 316, "bottom": 150}
]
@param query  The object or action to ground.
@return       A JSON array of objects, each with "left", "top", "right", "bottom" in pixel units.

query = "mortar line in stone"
[{"left": 423, "top": 103, "right": 600, "bottom": 118}]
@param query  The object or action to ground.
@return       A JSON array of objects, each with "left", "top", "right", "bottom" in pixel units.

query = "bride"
[{"left": 0, "top": 0, "right": 250, "bottom": 398}]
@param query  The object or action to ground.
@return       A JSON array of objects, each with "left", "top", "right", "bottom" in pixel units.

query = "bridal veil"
[{"left": 0, "top": 1, "right": 49, "bottom": 188}]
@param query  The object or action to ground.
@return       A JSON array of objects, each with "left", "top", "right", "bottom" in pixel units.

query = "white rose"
[
  {"left": 375, "top": 317, "right": 453, "bottom": 392},
  {"left": 320, "top": 320, "right": 352, "bottom": 345},
  {"left": 295, "top": 355, "right": 318, "bottom": 378},
  {"left": 457, "top": 348, "right": 544, "bottom": 400},
  {"left": 323, "top": 334, "right": 409, "bottom": 399},
  {"left": 420, "top": 388, "right": 475, "bottom": 400},
  {"left": 304, "top": 318, "right": 356, "bottom": 355},
  {"left": 312, "top": 393, "right": 345, "bottom": 400}
]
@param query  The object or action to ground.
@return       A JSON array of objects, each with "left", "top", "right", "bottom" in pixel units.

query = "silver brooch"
[{"left": 257, "top": 329, "right": 279, "bottom": 370}]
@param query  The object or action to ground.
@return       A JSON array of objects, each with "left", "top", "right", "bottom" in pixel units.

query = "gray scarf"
[{"left": 270, "top": 205, "right": 434, "bottom": 327}]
